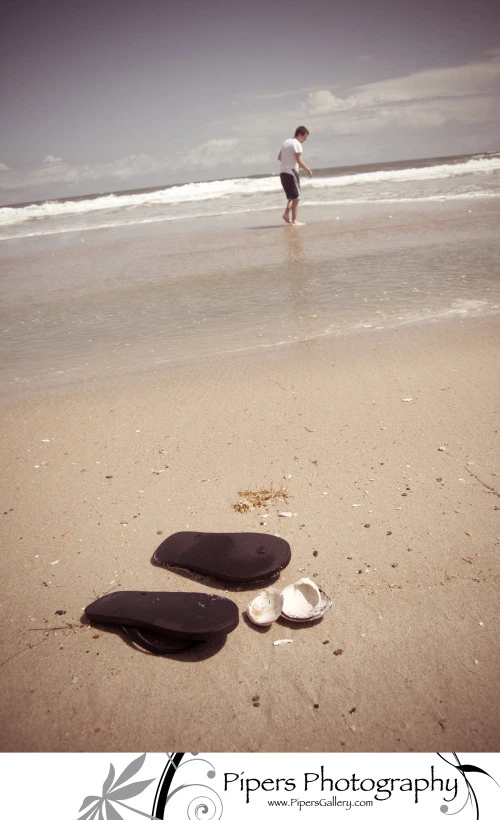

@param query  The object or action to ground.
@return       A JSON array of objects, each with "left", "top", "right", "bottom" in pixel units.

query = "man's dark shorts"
[{"left": 280, "top": 170, "right": 301, "bottom": 201}]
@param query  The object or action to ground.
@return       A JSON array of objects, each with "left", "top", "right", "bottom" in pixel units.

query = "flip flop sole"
[
  {"left": 152, "top": 531, "right": 291, "bottom": 582},
  {"left": 85, "top": 591, "right": 239, "bottom": 641},
  {"left": 121, "top": 625, "right": 198, "bottom": 654}
]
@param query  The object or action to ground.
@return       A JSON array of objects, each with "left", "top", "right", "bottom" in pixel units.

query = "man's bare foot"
[
  {"left": 292, "top": 220, "right": 305, "bottom": 226},
  {"left": 282, "top": 213, "right": 292, "bottom": 224}
]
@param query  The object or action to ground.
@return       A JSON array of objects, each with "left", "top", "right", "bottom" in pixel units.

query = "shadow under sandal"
[
  {"left": 85, "top": 590, "right": 239, "bottom": 653},
  {"left": 152, "top": 531, "right": 291, "bottom": 582}
]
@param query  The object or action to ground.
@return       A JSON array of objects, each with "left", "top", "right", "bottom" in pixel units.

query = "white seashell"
[
  {"left": 281, "top": 577, "right": 332, "bottom": 622},
  {"left": 282, "top": 577, "right": 320, "bottom": 616},
  {"left": 247, "top": 587, "right": 284, "bottom": 625},
  {"left": 273, "top": 639, "right": 293, "bottom": 646}
]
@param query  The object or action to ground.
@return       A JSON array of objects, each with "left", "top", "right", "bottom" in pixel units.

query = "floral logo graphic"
[
  {"left": 78, "top": 754, "right": 156, "bottom": 820},
  {"left": 77, "top": 753, "right": 223, "bottom": 820}
]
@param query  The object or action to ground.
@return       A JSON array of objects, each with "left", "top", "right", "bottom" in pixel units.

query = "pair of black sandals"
[{"left": 84, "top": 531, "right": 291, "bottom": 654}]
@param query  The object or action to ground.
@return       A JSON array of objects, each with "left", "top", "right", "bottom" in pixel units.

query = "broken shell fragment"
[
  {"left": 282, "top": 577, "right": 320, "bottom": 615},
  {"left": 281, "top": 577, "right": 332, "bottom": 622},
  {"left": 247, "top": 587, "right": 284, "bottom": 625}
]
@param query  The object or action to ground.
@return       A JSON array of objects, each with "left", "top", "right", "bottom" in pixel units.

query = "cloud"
[
  {"left": 305, "top": 90, "right": 358, "bottom": 115},
  {"left": 354, "top": 48, "right": 500, "bottom": 105},
  {"left": 180, "top": 138, "right": 239, "bottom": 169},
  {"left": 300, "top": 49, "right": 500, "bottom": 134},
  {"left": 71, "top": 154, "right": 160, "bottom": 182},
  {"left": 179, "top": 138, "right": 269, "bottom": 170},
  {"left": 0, "top": 163, "right": 9, "bottom": 171},
  {"left": 0, "top": 153, "right": 167, "bottom": 197},
  {"left": 1, "top": 143, "right": 255, "bottom": 200},
  {"left": 0, "top": 141, "right": 272, "bottom": 201},
  {"left": 242, "top": 85, "right": 323, "bottom": 102}
]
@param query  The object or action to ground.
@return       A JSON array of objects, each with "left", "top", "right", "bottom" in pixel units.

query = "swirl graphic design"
[
  {"left": 437, "top": 753, "right": 500, "bottom": 818},
  {"left": 153, "top": 753, "right": 223, "bottom": 820}
]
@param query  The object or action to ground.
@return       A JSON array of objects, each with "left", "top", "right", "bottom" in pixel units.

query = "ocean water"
[
  {"left": 1, "top": 152, "right": 499, "bottom": 394},
  {"left": 1, "top": 152, "right": 499, "bottom": 242}
]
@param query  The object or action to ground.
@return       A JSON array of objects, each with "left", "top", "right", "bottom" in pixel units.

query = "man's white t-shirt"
[{"left": 280, "top": 138, "right": 302, "bottom": 174}]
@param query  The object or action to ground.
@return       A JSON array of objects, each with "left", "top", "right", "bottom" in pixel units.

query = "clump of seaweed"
[{"left": 232, "top": 485, "right": 292, "bottom": 513}]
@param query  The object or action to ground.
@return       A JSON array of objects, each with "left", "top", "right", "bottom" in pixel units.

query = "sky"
[{"left": 1, "top": 0, "right": 499, "bottom": 204}]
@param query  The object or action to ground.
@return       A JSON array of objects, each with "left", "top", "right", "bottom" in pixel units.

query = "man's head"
[{"left": 294, "top": 126, "right": 310, "bottom": 142}]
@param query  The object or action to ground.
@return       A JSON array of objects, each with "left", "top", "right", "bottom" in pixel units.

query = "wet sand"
[
  {"left": 2, "top": 198, "right": 500, "bottom": 393},
  {"left": 1, "top": 313, "right": 499, "bottom": 752}
]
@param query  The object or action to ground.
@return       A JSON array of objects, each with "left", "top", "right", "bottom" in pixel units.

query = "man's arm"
[
  {"left": 296, "top": 153, "right": 312, "bottom": 177},
  {"left": 278, "top": 150, "right": 282, "bottom": 161}
]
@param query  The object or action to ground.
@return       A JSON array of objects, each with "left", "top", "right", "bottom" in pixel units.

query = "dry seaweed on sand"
[{"left": 232, "top": 485, "right": 292, "bottom": 513}]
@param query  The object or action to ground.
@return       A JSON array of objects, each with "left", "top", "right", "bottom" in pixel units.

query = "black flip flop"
[
  {"left": 152, "top": 531, "right": 291, "bottom": 582},
  {"left": 121, "top": 626, "right": 198, "bottom": 654},
  {"left": 85, "top": 591, "right": 239, "bottom": 653}
]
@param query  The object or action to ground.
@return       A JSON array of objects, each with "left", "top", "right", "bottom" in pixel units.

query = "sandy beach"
[{"left": 1, "top": 305, "right": 499, "bottom": 752}]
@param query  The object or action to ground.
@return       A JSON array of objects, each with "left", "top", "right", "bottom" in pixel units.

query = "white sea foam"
[
  {"left": 307, "top": 190, "right": 500, "bottom": 206},
  {"left": 309, "top": 155, "right": 500, "bottom": 191},
  {"left": 1, "top": 154, "right": 499, "bottom": 233},
  {"left": 1, "top": 189, "right": 498, "bottom": 242},
  {"left": 0, "top": 177, "right": 280, "bottom": 227}
]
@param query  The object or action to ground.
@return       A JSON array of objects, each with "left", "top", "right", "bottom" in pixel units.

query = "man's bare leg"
[
  {"left": 291, "top": 198, "right": 305, "bottom": 225},
  {"left": 282, "top": 201, "right": 293, "bottom": 224}
]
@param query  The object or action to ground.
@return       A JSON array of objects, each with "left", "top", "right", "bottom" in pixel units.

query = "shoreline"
[
  {"left": 2, "top": 310, "right": 500, "bottom": 407},
  {"left": 3, "top": 191, "right": 499, "bottom": 245},
  {"left": 1, "top": 314, "right": 499, "bottom": 752},
  {"left": 2, "top": 195, "right": 500, "bottom": 399}
]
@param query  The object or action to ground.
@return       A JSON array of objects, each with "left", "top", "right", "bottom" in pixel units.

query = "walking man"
[{"left": 278, "top": 126, "right": 312, "bottom": 225}]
